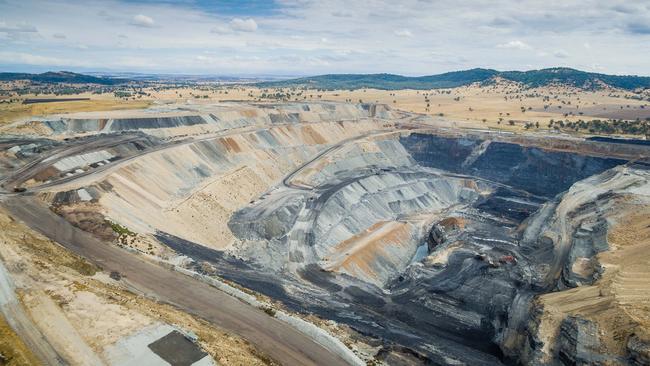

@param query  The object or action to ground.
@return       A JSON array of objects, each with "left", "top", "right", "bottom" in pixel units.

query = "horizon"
[
  {"left": 3, "top": 66, "right": 650, "bottom": 79},
  {"left": 1, "top": 0, "right": 650, "bottom": 76}
]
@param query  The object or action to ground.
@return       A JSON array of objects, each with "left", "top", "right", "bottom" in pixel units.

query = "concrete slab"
[
  {"left": 104, "top": 323, "right": 216, "bottom": 366},
  {"left": 148, "top": 330, "right": 207, "bottom": 366}
]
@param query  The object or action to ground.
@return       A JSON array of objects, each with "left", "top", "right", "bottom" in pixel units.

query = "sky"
[{"left": 1, "top": 0, "right": 649, "bottom": 76}]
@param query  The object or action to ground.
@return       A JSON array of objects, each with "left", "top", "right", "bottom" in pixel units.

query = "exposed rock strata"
[{"left": 5, "top": 103, "right": 649, "bottom": 365}]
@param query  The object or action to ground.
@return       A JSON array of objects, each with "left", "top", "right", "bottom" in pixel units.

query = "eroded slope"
[{"left": 2, "top": 102, "right": 649, "bottom": 365}]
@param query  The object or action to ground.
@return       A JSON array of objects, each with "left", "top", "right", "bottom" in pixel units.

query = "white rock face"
[
  {"left": 227, "top": 133, "right": 485, "bottom": 286},
  {"left": 315, "top": 173, "right": 477, "bottom": 253},
  {"left": 53, "top": 150, "right": 114, "bottom": 171},
  {"left": 303, "top": 139, "right": 414, "bottom": 187},
  {"left": 40, "top": 102, "right": 394, "bottom": 137},
  {"left": 45, "top": 109, "right": 390, "bottom": 251}
]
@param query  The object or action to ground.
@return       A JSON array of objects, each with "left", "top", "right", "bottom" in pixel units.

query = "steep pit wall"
[
  {"left": 227, "top": 135, "right": 485, "bottom": 284},
  {"left": 229, "top": 131, "right": 629, "bottom": 288},
  {"left": 43, "top": 119, "right": 388, "bottom": 250},
  {"left": 38, "top": 102, "right": 393, "bottom": 137},
  {"left": 400, "top": 133, "right": 626, "bottom": 197},
  {"left": 516, "top": 166, "right": 650, "bottom": 364},
  {"left": 224, "top": 131, "right": 644, "bottom": 364},
  {"left": 293, "top": 137, "right": 414, "bottom": 188},
  {"left": 313, "top": 172, "right": 480, "bottom": 285},
  {"left": 24, "top": 109, "right": 649, "bottom": 364}
]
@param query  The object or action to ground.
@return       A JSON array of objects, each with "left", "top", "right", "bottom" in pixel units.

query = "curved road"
[
  {"left": 4, "top": 118, "right": 402, "bottom": 195},
  {"left": 0, "top": 113, "right": 418, "bottom": 365},
  {"left": 2, "top": 196, "right": 351, "bottom": 366}
]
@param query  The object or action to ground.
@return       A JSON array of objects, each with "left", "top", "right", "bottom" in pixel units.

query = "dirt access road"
[{"left": 1, "top": 196, "right": 352, "bottom": 366}]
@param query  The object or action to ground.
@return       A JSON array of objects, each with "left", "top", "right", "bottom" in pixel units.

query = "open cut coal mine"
[
  {"left": 2, "top": 102, "right": 649, "bottom": 365},
  {"left": 223, "top": 133, "right": 639, "bottom": 365}
]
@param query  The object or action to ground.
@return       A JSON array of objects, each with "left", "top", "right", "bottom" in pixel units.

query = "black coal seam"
[{"left": 155, "top": 231, "right": 507, "bottom": 364}]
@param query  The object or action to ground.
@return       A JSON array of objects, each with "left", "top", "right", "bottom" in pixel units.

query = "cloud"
[
  {"left": 97, "top": 9, "right": 118, "bottom": 21},
  {"left": 331, "top": 10, "right": 353, "bottom": 18},
  {"left": 131, "top": 14, "right": 155, "bottom": 28},
  {"left": 553, "top": 50, "right": 569, "bottom": 58},
  {"left": 0, "top": 21, "right": 38, "bottom": 33},
  {"left": 2, "top": 0, "right": 650, "bottom": 75},
  {"left": 212, "top": 18, "right": 258, "bottom": 34},
  {"left": 489, "top": 17, "right": 517, "bottom": 27},
  {"left": 0, "top": 51, "right": 90, "bottom": 67},
  {"left": 496, "top": 40, "right": 532, "bottom": 50},
  {"left": 626, "top": 22, "right": 650, "bottom": 35},
  {"left": 229, "top": 17, "right": 257, "bottom": 32},
  {"left": 114, "top": 56, "right": 159, "bottom": 68},
  {"left": 589, "top": 63, "right": 605, "bottom": 71},
  {"left": 0, "top": 21, "right": 39, "bottom": 42},
  {"left": 611, "top": 5, "right": 636, "bottom": 14},
  {"left": 394, "top": 29, "right": 413, "bottom": 38},
  {"left": 210, "top": 25, "right": 231, "bottom": 35}
]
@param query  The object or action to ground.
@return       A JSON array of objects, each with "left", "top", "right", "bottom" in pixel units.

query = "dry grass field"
[
  {"left": 138, "top": 83, "right": 650, "bottom": 135},
  {"left": 2, "top": 80, "right": 648, "bottom": 137},
  {"left": 0, "top": 314, "right": 40, "bottom": 366},
  {"left": 0, "top": 98, "right": 151, "bottom": 127}
]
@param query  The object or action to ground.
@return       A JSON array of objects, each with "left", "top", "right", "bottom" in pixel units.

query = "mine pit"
[{"left": 2, "top": 102, "right": 649, "bottom": 365}]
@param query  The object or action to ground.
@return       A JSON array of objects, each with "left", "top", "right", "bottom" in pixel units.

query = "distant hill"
[
  {"left": 256, "top": 68, "right": 650, "bottom": 91},
  {"left": 0, "top": 71, "right": 127, "bottom": 85}
]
